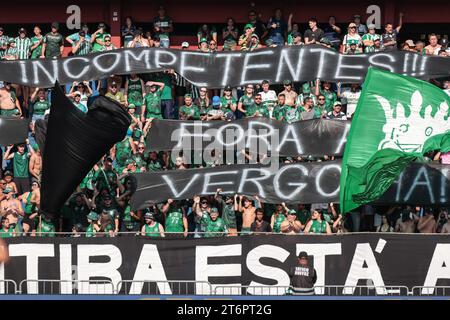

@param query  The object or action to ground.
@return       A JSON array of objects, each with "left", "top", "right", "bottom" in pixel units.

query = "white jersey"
[{"left": 341, "top": 89, "right": 361, "bottom": 118}]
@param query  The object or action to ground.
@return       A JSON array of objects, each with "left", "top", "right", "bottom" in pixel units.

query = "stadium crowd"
[{"left": 0, "top": 6, "right": 449, "bottom": 238}]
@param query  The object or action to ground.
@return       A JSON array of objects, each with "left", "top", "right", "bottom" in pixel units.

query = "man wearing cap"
[
  {"left": 289, "top": 32, "right": 303, "bottom": 46},
  {"left": 86, "top": 211, "right": 99, "bottom": 237},
  {"left": 194, "top": 196, "right": 227, "bottom": 238},
  {"left": 279, "top": 80, "right": 298, "bottom": 107},
  {"left": 289, "top": 252, "right": 317, "bottom": 295},
  {"left": 41, "top": 22, "right": 63, "bottom": 58},
  {"left": 4, "top": 38, "right": 18, "bottom": 60},
  {"left": 342, "top": 23, "right": 362, "bottom": 53},
  {"left": 70, "top": 91, "right": 88, "bottom": 113},
  {"left": 153, "top": 5, "right": 173, "bottom": 48},
  {"left": 326, "top": 101, "right": 347, "bottom": 120},
  {"left": 105, "top": 81, "right": 126, "bottom": 106},
  {"left": 296, "top": 82, "right": 317, "bottom": 107},
  {"left": 206, "top": 96, "right": 225, "bottom": 120},
  {"left": 198, "top": 37, "right": 209, "bottom": 53},
  {"left": 181, "top": 41, "right": 189, "bottom": 50},
  {"left": 179, "top": 94, "right": 201, "bottom": 120},
  {"left": 215, "top": 189, "right": 238, "bottom": 236},
  {"left": 70, "top": 30, "right": 92, "bottom": 56},
  {"left": 141, "top": 211, "right": 165, "bottom": 237},
  {"left": 362, "top": 24, "right": 380, "bottom": 53},
  {"left": 281, "top": 207, "right": 303, "bottom": 234},
  {"left": 381, "top": 12, "right": 403, "bottom": 52},
  {"left": 14, "top": 28, "right": 32, "bottom": 60},
  {"left": 353, "top": 14, "right": 367, "bottom": 36},
  {"left": 238, "top": 24, "right": 254, "bottom": 51},
  {"left": 220, "top": 86, "right": 237, "bottom": 115},
  {"left": 93, "top": 157, "right": 119, "bottom": 198},
  {"left": 91, "top": 23, "right": 109, "bottom": 53},
  {"left": 0, "top": 27, "right": 9, "bottom": 59}
]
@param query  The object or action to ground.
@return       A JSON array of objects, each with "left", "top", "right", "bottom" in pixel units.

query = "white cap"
[
  {"left": 73, "top": 91, "right": 82, "bottom": 96},
  {"left": 181, "top": 41, "right": 189, "bottom": 48}
]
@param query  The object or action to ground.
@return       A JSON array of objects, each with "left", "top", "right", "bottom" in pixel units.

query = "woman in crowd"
[{"left": 222, "top": 18, "right": 238, "bottom": 51}]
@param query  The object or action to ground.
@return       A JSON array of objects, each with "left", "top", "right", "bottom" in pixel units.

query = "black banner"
[
  {"left": 146, "top": 118, "right": 349, "bottom": 157},
  {"left": 40, "top": 83, "right": 131, "bottom": 217},
  {"left": 0, "top": 46, "right": 449, "bottom": 88},
  {"left": 0, "top": 117, "right": 29, "bottom": 146},
  {"left": 131, "top": 161, "right": 450, "bottom": 209},
  {"left": 3, "top": 234, "right": 450, "bottom": 294}
]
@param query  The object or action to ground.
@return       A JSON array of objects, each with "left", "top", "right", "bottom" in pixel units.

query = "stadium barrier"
[
  {"left": 18, "top": 279, "right": 115, "bottom": 295},
  {"left": 411, "top": 286, "right": 450, "bottom": 296},
  {"left": 116, "top": 280, "right": 212, "bottom": 295},
  {"left": 1, "top": 279, "right": 450, "bottom": 296}
]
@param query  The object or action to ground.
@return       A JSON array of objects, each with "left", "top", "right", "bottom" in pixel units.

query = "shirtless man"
[
  {"left": 29, "top": 144, "right": 42, "bottom": 182},
  {"left": 425, "top": 34, "right": 441, "bottom": 56},
  {"left": 0, "top": 82, "right": 22, "bottom": 117},
  {"left": 417, "top": 208, "right": 436, "bottom": 233},
  {"left": 0, "top": 188, "right": 24, "bottom": 217},
  {"left": 394, "top": 208, "right": 419, "bottom": 233},
  {"left": 238, "top": 195, "right": 260, "bottom": 235}
]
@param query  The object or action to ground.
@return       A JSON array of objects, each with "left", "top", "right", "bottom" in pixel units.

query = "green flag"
[{"left": 340, "top": 68, "right": 450, "bottom": 214}]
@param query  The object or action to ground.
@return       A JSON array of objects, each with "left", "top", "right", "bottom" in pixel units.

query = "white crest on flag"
[{"left": 375, "top": 90, "right": 449, "bottom": 153}]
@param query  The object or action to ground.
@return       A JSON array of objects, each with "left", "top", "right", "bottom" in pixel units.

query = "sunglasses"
[
  {"left": 255, "top": 97, "right": 262, "bottom": 100},
  {"left": 318, "top": 98, "right": 325, "bottom": 101},
  {"left": 138, "top": 147, "right": 145, "bottom": 150},
  {"left": 201, "top": 201, "right": 208, "bottom": 204},
  {"left": 210, "top": 42, "right": 216, "bottom": 45},
  {"left": 350, "top": 27, "right": 356, "bottom": 29},
  {"left": 200, "top": 90, "right": 207, "bottom": 93}
]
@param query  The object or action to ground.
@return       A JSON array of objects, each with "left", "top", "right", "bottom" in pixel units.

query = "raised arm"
[{"left": 396, "top": 12, "right": 404, "bottom": 33}]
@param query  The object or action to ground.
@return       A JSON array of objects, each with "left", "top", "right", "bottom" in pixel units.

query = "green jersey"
[
  {"left": 30, "top": 36, "right": 43, "bottom": 59},
  {"left": 38, "top": 220, "right": 55, "bottom": 237},
  {"left": 74, "top": 102, "right": 88, "bottom": 113},
  {"left": 80, "top": 169, "right": 95, "bottom": 191},
  {"left": 33, "top": 100, "right": 51, "bottom": 115},
  {"left": 122, "top": 205, "right": 140, "bottom": 230},
  {"left": 282, "top": 106, "right": 302, "bottom": 123},
  {"left": 43, "top": 32, "right": 63, "bottom": 58},
  {"left": 165, "top": 210, "right": 184, "bottom": 233},
  {"left": 147, "top": 159, "right": 164, "bottom": 172},
  {"left": 144, "top": 222, "right": 162, "bottom": 237},
  {"left": 0, "top": 227, "right": 14, "bottom": 238},
  {"left": 94, "top": 169, "right": 118, "bottom": 195},
  {"left": 310, "top": 220, "right": 328, "bottom": 234},
  {"left": 320, "top": 89, "right": 337, "bottom": 111},
  {"left": 13, "top": 152, "right": 29, "bottom": 178},
  {"left": 115, "top": 139, "right": 133, "bottom": 169},
  {"left": 179, "top": 105, "right": 200, "bottom": 120},
  {"left": 15, "top": 37, "right": 32, "bottom": 59},
  {"left": 220, "top": 96, "right": 237, "bottom": 114},
  {"left": 144, "top": 89, "right": 163, "bottom": 119},
  {"left": 272, "top": 213, "right": 286, "bottom": 233},
  {"left": 222, "top": 204, "right": 237, "bottom": 229},
  {"left": 201, "top": 214, "right": 227, "bottom": 237},
  {"left": 127, "top": 78, "right": 144, "bottom": 107},
  {"left": 362, "top": 33, "right": 380, "bottom": 53},
  {"left": 255, "top": 103, "right": 270, "bottom": 118},
  {"left": 272, "top": 105, "right": 285, "bottom": 121},
  {"left": 86, "top": 224, "right": 96, "bottom": 237},
  {"left": 0, "top": 35, "right": 9, "bottom": 59},
  {"left": 238, "top": 95, "right": 254, "bottom": 114},
  {"left": 296, "top": 209, "right": 311, "bottom": 225},
  {"left": 24, "top": 192, "right": 35, "bottom": 215},
  {"left": 92, "top": 32, "right": 108, "bottom": 52}
]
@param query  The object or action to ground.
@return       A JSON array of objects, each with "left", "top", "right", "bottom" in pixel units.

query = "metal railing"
[
  {"left": 19, "top": 279, "right": 115, "bottom": 294},
  {"left": 116, "top": 280, "right": 212, "bottom": 295},
  {"left": 0, "top": 280, "right": 448, "bottom": 296},
  {"left": 0, "top": 280, "right": 18, "bottom": 294},
  {"left": 411, "top": 286, "right": 450, "bottom": 296}
]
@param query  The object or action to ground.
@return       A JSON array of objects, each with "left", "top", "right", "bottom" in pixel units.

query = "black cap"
[
  {"left": 51, "top": 22, "right": 59, "bottom": 29},
  {"left": 298, "top": 251, "right": 308, "bottom": 259},
  {"left": 291, "top": 31, "right": 301, "bottom": 38},
  {"left": 0, "top": 27, "right": 4, "bottom": 31},
  {"left": 103, "top": 194, "right": 112, "bottom": 200},
  {"left": 18, "top": 28, "right": 26, "bottom": 34},
  {"left": 4, "top": 170, "right": 12, "bottom": 177},
  {"left": 79, "top": 30, "right": 86, "bottom": 37},
  {"left": 98, "top": 23, "right": 106, "bottom": 29},
  {"left": 224, "top": 85, "right": 232, "bottom": 91}
]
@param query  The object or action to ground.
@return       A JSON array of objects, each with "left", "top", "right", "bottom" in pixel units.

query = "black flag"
[{"left": 39, "top": 83, "right": 131, "bottom": 218}]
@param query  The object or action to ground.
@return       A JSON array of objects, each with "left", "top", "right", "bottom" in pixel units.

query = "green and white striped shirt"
[
  {"left": 0, "top": 35, "right": 9, "bottom": 59},
  {"left": 15, "top": 37, "right": 32, "bottom": 59}
]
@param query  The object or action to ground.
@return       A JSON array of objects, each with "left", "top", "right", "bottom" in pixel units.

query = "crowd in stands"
[{"left": 0, "top": 6, "right": 449, "bottom": 238}]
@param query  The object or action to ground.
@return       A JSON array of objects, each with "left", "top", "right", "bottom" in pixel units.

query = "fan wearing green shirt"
[
  {"left": 273, "top": 93, "right": 287, "bottom": 121},
  {"left": 91, "top": 23, "right": 109, "bottom": 52},
  {"left": 125, "top": 74, "right": 145, "bottom": 112},
  {"left": 160, "top": 199, "right": 188, "bottom": 238},
  {"left": 142, "top": 81, "right": 165, "bottom": 132},
  {"left": 141, "top": 211, "right": 165, "bottom": 237},
  {"left": 0, "top": 218, "right": 15, "bottom": 238},
  {"left": 86, "top": 211, "right": 100, "bottom": 237},
  {"left": 315, "top": 79, "right": 337, "bottom": 112},
  {"left": 362, "top": 24, "right": 380, "bottom": 53},
  {"left": 41, "top": 22, "right": 64, "bottom": 58},
  {"left": 179, "top": 94, "right": 201, "bottom": 120},
  {"left": 37, "top": 214, "right": 56, "bottom": 237},
  {"left": 30, "top": 88, "right": 51, "bottom": 122},
  {"left": 220, "top": 86, "right": 237, "bottom": 114},
  {"left": 237, "top": 84, "right": 255, "bottom": 118},
  {"left": 30, "top": 26, "right": 44, "bottom": 59},
  {"left": 193, "top": 196, "right": 227, "bottom": 238}
]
